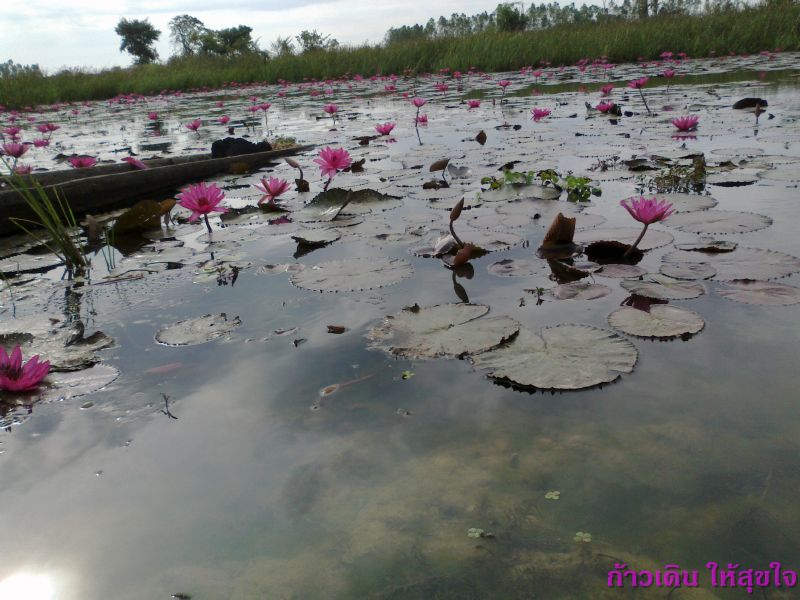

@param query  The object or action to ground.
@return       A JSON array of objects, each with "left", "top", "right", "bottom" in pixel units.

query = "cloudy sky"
[{"left": 0, "top": 0, "right": 537, "bottom": 71}]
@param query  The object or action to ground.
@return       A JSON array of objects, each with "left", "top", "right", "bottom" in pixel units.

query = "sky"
[{"left": 0, "top": 0, "right": 541, "bottom": 72}]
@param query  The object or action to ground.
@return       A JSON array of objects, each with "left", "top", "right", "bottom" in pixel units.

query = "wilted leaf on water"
[
  {"left": 291, "top": 229, "right": 341, "bottom": 247},
  {"left": 111, "top": 200, "right": 164, "bottom": 234},
  {"left": 550, "top": 282, "right": 611, "bottom": 301},
  {"left": 368, "top": 303, "right": 519, "bottom": 359},
  {"left": 716, "top": 281, "right": 800, "bottom": 305},
  {"left": 574, "top": 227, "right": 674, "bottom": 251},
  {"left": 662, "top": 247, "right": 800, "bottom": 281},
  {"left": 155, "top": 313, "right": 241, "bottom": 346},
  {"left": 621, "top": 274, "right": 706, "bottom": 300},
  {"left": 675, "top": 239, "right": 737, "bottom": 253},
  {"left": 659, "top": 262, "right": 716, "bottom": 280},
  {"left": 470, "top": 325, "right": 637, "bottom": 390},
  {"left": 451, "top": 243, "right": 478, "bottom": 267},
  {"left": 295, "top": 178, "right": 310, "bottom": 192},
  {"left": 476, "top": 130, "right": 487, "bottom": 145},
  {"left": 665, "top": 210, "right": 772, "bottom": 235},
  {"left": 608, "top": 306, "right": 705, "bottom": 338},
  {"left": 430, "top": 158, "right": 450, "bottom": 172},
  {"left": 290, "top": 257, "right": 412, "bottom": 292}
]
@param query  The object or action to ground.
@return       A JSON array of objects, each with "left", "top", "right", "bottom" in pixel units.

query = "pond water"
[{"left": 1, "top": 52, "right": 800, "bottom": 599}]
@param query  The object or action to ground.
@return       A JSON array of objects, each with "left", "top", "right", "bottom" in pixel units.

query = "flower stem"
[
  {"left": 203, "top": 214, "right": 212, "bottom": 235},
  {"left": 639, "top": 89, "right": 651, "bottom": 115},
  {"left": 323, "top": 177, "right": 332, "bottom": 192},
  {"left": 624, "top": 223, "right": 648, "bottom": 257},
  {"left": 449, "top": 220, "right": 464, "bottom": 249}
]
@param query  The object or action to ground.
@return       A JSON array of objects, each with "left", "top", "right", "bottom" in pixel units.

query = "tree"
[
  {"left": 216, "top": 26, "right": 258, "bottom": 55},
  {"left": 295, "top": 30, "right": 339, "bottom": 52},
  {"left": 269, "top": 36, "right": 295, "bottom": 57},
  {"left": 115, "top": 18, "right": 161, "bottom": 64},
  {"left": 495, "top": 3, "right": 529, "bottom": 31},
  {"left": 169, "top": 15, "right": 206, "bottom": 55}
]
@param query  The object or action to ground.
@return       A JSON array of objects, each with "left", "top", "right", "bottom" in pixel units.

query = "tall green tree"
[
  {"left": 169, "top": 15, "right": 206, "bottom": 56},
  {"left": 295, "top": 30, "right": 339, "bottom": 52},
  {"left": 115, "top": 18, "right": 161, "bottom": 64},
  {"left": 495, "top": 3, "right": 529, "bottom": 31}
]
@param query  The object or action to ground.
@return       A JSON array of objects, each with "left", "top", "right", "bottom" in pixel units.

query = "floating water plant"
[
  {"left": 620, "top": 196, "right": 674, "bottom": 257},
  {"left": 314, "top": 147, "right": 351, "bottom": 192},
  {"left": 627, "top": 77, "right": 651, "bottom": 115},
  {"left": 0, "top": 345, "right": 50, "bottom": 393},
  {"left": 176, "top": 182, "right": 230, "bottom": 234}
]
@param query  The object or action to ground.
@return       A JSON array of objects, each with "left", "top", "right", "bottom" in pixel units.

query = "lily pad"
[
  {"left": 0, "top": 252, "right": 64, "bottom": 274},
  {"left": 155, "top": 313, "right": 242, "bottom": 346},
  {"left": 665, "top": 210, "right": 772, "bottom": 235},
  {"left": 675, "top": 239, "right": 737, "bottom": 253},
  {"left": 291, "top": 229, "right": 341, "bottom": 247},
  {"left": 35, "top": 364, "right": 120, "bottom": 402},
  {"left": 716, "top": 281, "right": 800, "bottom": 306},
  {"left": 487, "top": 259, "right": 547, "bottom": 278},
  {"left": 597, "top": 264, "right": 647, "bottom": 278},
  {"left": 657, "top": 193, "right": 717, "bottom": 213},
  {"left": 307, "top": 187, "right": 403, "bottom": 216},
  {"left": 291, "top": 257, "right": 413, "bottom": 292},
  {"left": 621, "top": 274, "right": 706, "bottom": 300},
  {"left": 662, "top": 247, "right": 800, "bottom": 281},
  {"left": 574, "top": 227, "right": 674, "bottom": 251},
  {"left": 550, "top": 282, "right": 611, "bottom": 301},
  {"left": 367, "top": 303, "right": 519, "bottom": 359},
  {"left": 608, "top": 306, "right": 705, "bottom": 338},
  {"left": 659, "top": 262, "right": 717, "bottom": 280},
  {"left": 470, "top": 325, "right": 637, "bottom": 390}
]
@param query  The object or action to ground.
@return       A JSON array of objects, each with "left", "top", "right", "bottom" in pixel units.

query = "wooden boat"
[{"left": 0, "top": 144, "right": 314, "bottom": 235}]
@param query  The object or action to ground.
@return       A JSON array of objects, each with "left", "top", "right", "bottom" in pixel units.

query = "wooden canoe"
[{"left": 0, "top": 144, "right": 314, "bottom": 235}]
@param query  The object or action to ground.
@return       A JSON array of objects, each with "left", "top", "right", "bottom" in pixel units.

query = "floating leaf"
[
  {"left": 368, "top": 303, "right": 519, "bottom": 360},
  {"left": 471, "top": 325, "right": 637, "bottom": 390},
  {"left": 111, "top": 200, "right": 164, "bottom": 234},
  {"left": 662, "top": 247, "right": 800, "bottom": 281},
  {"left": 665, "top": 210, "right": 771, "bottom": 235},
  {"left": 475, "top": 130, "right": 487, "bottom": 145},
  {"left": 716, "top": 281, "right": 800, "bottom": 305},
  {"left": 621, "top": 274, "right": 706, "bottom": 300},
  {"left": 34, "top": 364, "right": 119, "bottom": 402},
  {"left": 659, "top": 262, "right": 716, "bottom": 280},
  {"left": 675, "top": 239, "right": 737, "bottom": 253},
  {"left": 291, "top": 257, "right": 412, "bottom": 292},
  {"left": 597, "top": 264, "right": 647, "bottom": 278},
  {"left": 291, "top": 229, "right": 341, "bottom": 247},
  {"left": 487, "top": 259, "right": 547, "bottom": 278},
  {"left": 155, "top": 313, "right": 241, "bottom": 346},
  {"left": 429, "top": 158, "right": 451, "bottom": 172},
  {"left": 657, "top": 192, "right": 717, "bottom": 213},
  {"left": 608, "top": 306, "right": 705, "bottom": 338},
  {"left": 550, "top": 282, "right": 611, "bottom": 301}
]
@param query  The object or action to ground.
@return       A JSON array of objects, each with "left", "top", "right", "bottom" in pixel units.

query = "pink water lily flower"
[
  {"left": 14, "top": 164, "right": 33, "bottom": 175},
  {"left": 122, "top": 156, "right": 149, "bottom": 170},
  {"left": 258, "top": 102, "right": 272, "bottom": 112},
  {"left": 663, "top": 68, "right": 676, "bottom": 78},
  {"left": 255, "top": 176, "right": 290, "bottom": 205},
  {"left": 147, "top": 112, "right": 159, "bottom": 120},
  {"left": 176, "top": 182, "right": 229, "bottom": 232},
  {"left": 620, "top": 195, "right": 674, "bottom": 257},
  {"left": 0, "top": 345, "right": 50, "bottom": 392},
  {"left": 531, "top": 107, "right": 551, "bottom": 121},
  {"left": 596, "top": 102, "right": 616, "bottom": 113},
  {"left": 375, "top": 122, "right": 396, "bottom": 136},
  {"left": 497, "top": 80, "right": 512, "bottom": 88},
  {"left": 314, "top": 147, "right": 351, "bottom": 190},
  {"left": 1, "top": 142, "right": 30, "bottom": 158},
  {"left": 435, "top": 82, "right": 449, "bottom": 93},
  {"left": 323, "top": 103, "right": 338, "bottom": 115},
  {"left": 185, "top": 119, "right": 202, "bottom": 132},
  {"left": 218, "top": 115, "right": 231, "bottom": 124},
  {"left": 621, "top": 195, "right": 674, "bottom": 224},
  {"left": 3, "top": 126, "right": 22, "bottom": 138},
  {"left": 672, "top": 115, "right": 699, "bottom": 131},
  {"left": 467, "top": 99, "right": 481, "bottom": 109},
  {"left": 628, "top": 77, "right": 649, "bottom": 89},
  {"left": 600, "top": 84, "right": 614, "bottom": 96},
  {"left": 416, "top": 114, "right": 428, "bottom": 125},
  {"left": 68, "top": 156, "right": 98, "bottom": 168},
  {"left": 411, "top": 97, "right": 427, "bottom": 108}
]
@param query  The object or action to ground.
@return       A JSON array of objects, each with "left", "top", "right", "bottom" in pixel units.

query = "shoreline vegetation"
[{"left": 0, "top": 0, "right": 798, "bottom": 109}]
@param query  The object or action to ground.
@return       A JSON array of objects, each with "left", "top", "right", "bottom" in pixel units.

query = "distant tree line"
[{"left": 383, "top": 0, "right": 748, "bottom": 43}]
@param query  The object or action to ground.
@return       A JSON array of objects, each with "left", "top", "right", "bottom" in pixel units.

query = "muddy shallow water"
[{"left": 1, "top": 52, "right": 800, "bottom": 599}]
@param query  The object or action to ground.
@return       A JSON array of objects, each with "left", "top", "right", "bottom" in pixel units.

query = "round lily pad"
[
  {"left": 36, "top": 364, "right": 120, "bottom": 402},
  {"left": 716, "top": 281, "right": 800, "bottom": 306},
  {"left": 665, "top": 210, "right": 772, "bottom": 235},
  {"left": 290, "top": 257, "right": 413, "bottom": 292},
  {"left": 658, "top": 193, "right": 717, "bottom": 213},
  {"left": 368, "top": 303, "right": 519, "bottom": 359},
  {"left": 662, "top": 247, "right": 800, "bottom": 281},
  {"left": 597, "top": 264, "right": 647, "bottom": 279},
  {"left": 621, "top": 274, "right": 706, "bottom": 300},
  {"left": 156, "top": 313, "right": 242, "bottom": 346},
  {"left": 291, "top": 229, "right": 341, "bottom": 247},
  {"left": 470, "top": 325, "right": 638, "bottom": 390},
  {"left": 550, "top": 282, "right": 611, "bottom": 301},
  {"left": 659, "top": 262, "right": 716, "bottom": 280},
  {"left": 0, "top": 252, "right": 64, "bottom": 274},
  {"left": 574, "top": 227, "right": 674, "bottom": 251},
  {"left": 487, "top": 259, "right": 547, "bottom": 278},
  {"left": 608, "top": 306, "right": 705, "bottom": 338},
  {"left": 675, "top": 239, "right": 737, "bottom": 253}
]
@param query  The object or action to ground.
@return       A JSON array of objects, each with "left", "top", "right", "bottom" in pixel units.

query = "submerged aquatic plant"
[
  {"left": 5, "top": 173, "right": 89, "bottom": 274},
  {"left": 0, "top": 345, "right": 50, "bottom": 393},
  {"left": 254, "top": 176, "right": 290, "bottom": 205},
  {"left": 672, "top": 115, "right": 699, "bottom": 131},
  {"left": 627, "top": 77, "right": 651, "bottom": 114},
  {"left": 620, "top": 196, "right": 674, "bottom": 256},
  {"left": 176, "top": 181, "right": 229, "bottom": 233},
  {"left": 314, "top": 147, "right": 351, "bottom": 191}
]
